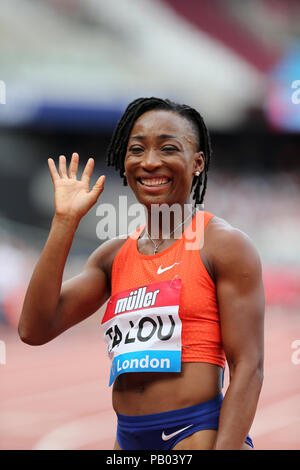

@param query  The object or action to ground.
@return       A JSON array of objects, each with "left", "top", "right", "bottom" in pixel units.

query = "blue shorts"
[{"left": 116, "top": 393, "right": 254, "bottom": 450}]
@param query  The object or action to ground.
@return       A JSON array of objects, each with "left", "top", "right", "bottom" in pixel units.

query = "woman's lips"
[
  {"left": 137, "top": 176, "right": 172, "bottom": 192},
  {"left": 139, "top": 176, "right": 170, "bottom": 186}
]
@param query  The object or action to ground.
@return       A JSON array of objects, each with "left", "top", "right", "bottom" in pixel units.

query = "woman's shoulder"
[
  {"left": 204, "top": 213, "right": 262, "bottom": 272},
  {"left": 206, "top": 213, "right": 238, "bottom": 237},
  {"left": 87, "top": 235, "right": 130, "bottom": 278}
]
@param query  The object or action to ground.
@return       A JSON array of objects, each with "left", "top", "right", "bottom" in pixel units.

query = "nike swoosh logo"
[
  {"left": 162, "top": 424, "right": 193, "bottom": 441},
  {"left": 157, "top": 262, "right": 181, "bottom": 275}
]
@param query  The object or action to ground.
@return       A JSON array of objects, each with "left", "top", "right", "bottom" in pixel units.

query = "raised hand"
[{"left": 48, "top": 153, "right": 105, "bottom": 223}]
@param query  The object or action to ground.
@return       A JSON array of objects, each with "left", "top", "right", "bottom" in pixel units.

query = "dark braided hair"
[{"left": 106, "top": 97, "right": 212, "bottom": 205}]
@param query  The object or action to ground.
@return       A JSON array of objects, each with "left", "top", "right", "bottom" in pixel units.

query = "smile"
[{"left": 138, "top": 177, "right": 171, "bottom": 187}]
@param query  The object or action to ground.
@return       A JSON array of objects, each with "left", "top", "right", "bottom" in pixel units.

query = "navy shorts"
[{"left": 116, "top": 393, "right": 254, "bottom": 450}]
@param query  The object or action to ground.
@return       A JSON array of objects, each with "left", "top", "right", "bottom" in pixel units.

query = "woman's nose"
[{"left": 141, "top": 149, "right": 162, "bottom": 170}]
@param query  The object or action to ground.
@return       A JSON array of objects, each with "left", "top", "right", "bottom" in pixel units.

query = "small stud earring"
[
  {"left": 195, "top": 171, "right": 200, "bottom": 177},
  {"left": 123, "top": 172, "right": 126, "bottom": 177}
]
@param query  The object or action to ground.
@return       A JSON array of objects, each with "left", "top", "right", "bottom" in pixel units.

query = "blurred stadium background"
[{"left": 0, "top": 0, "right": 299, "bottom": 450}]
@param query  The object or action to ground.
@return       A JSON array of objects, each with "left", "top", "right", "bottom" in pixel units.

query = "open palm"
[{"left": 48, "top": 153, "right": 105, "bottom": 222}]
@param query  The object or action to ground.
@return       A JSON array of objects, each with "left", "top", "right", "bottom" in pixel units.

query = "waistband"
[{"left": 116, "top": 393, "right": 223, "bottom": 427}]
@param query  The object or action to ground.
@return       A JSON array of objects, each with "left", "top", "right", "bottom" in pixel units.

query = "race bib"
[{"left": 101, "top": 278, "right": 182, "bottom": 386}]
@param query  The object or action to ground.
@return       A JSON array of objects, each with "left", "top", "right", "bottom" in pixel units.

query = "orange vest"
[{"left": 110, "top": 211, "right": 226, "bottom": 368}]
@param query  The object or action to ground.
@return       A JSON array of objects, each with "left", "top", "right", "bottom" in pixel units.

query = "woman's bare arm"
[
  {"left": 18, "top": 153, "right": 107, "bottom": 345},
  {"left": 208, "top": 218, "right": 265, "bottom": 449}
]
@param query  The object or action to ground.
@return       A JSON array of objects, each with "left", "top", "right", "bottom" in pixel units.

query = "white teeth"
[{"left": 140, "top": 178, "right": 169, "bottom": 186}]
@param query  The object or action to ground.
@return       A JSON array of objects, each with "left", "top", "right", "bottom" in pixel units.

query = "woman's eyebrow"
[
  {"left": 157, "top": 134, "right": 181, "bottom": 140},
  {"left": 130, "top": 134, "right": 183, "bottom": 141},
  {"left": 130, "top": 135, "right": 146, "bottom": 140}
]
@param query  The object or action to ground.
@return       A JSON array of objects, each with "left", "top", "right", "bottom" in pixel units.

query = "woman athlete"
[{"left": 18, "top": 97, "right": 265, "bottom": 450}]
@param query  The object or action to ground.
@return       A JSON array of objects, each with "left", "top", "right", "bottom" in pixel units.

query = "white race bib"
[{"left": 101, "top": 278, "right": 182, "bottom": 385}]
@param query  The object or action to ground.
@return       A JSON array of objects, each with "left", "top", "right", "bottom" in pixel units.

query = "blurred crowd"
[{"left": 206, "top": 171, "right": 300, "bottom": 266}]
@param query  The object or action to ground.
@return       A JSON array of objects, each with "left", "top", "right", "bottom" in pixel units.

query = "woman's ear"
[{"left": 194, "top": 151, "right": 205, "bottom": 174}]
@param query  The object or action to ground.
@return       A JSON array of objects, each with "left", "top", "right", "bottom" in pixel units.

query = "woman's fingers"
[
  {"left": 90, "top": 175, "right": 106, "bottom": 199},
  {"left": 49, "top": 155, "right": 102, "bottom": 193},
  {"left": 68, "top": 152, "right": 79, "bottom": 179},
  {"left": 59, "top": 155, "right": 68, "bottom": 177},
  {"left": 81, "top": 158, "right": 95, "bottom": 185},
  {"left": 49, "top": 154, "right": 79, "bottom": 180},
  {"left": 48, "top": 158, "right": 59, "bottom": 184}
]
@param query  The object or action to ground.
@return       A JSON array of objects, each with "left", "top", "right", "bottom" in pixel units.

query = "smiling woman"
[
  {"left": 124, "top": 111, "right": 203, "bottom": 211},
  {"left": 107, "top": 98, "right": 211, "bottom": 209},
  {"left": 18, "top": 97, "right": 264, "bottom": 451}
]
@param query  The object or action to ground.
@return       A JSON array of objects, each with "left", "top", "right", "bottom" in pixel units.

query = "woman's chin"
[{"left": 136, "top": 193, "right": 174, "bottom": 209}]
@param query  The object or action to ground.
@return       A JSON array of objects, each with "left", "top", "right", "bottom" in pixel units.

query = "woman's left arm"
[{"left": 212, "top": 225, "right": 265, "bottom": 450}]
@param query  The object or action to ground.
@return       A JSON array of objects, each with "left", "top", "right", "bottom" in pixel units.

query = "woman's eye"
[
  {"left": 128, "top": 145, "right": 179, "bottom": 153},
  {"left": 162, "top": 146, "right": 179, "bottom": 152},
  {"left": 129, "top": 146, "right": 144, "bottom": 153}
]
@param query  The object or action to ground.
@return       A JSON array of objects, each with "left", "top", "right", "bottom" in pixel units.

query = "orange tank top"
[{"left": 110, "top": 211, "right": 226, "bottom": 369}]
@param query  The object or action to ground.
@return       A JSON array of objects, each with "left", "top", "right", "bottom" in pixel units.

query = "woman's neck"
[{"left": 143, "top": 203, "right": 196, "bottom": 242}]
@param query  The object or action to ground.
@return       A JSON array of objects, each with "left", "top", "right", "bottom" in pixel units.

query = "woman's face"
[{"left": 124, "top": 110, "right": 204, "bottom": 209}]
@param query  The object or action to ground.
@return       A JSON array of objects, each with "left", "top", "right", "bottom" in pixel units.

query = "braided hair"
[{"left": 106, "top": 97, "right": 212, "bottom": 206}]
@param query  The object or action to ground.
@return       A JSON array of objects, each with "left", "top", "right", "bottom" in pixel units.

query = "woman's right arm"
[{"left": 18, "top": 153, "right": 107, "bottom": 345}]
